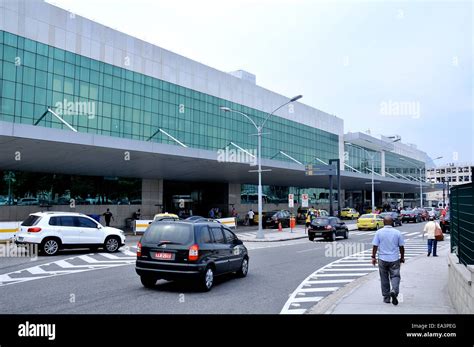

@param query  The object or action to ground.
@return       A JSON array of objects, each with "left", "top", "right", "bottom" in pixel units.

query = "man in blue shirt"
[{"left": 371, "top": 216, "right": 405, "bottom": 305}]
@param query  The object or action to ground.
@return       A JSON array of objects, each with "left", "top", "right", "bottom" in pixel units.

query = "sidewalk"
[
  {"left": 310, "top": 246, "right": 457, "bottom": 314},
  {"left": 237, "top": 224, "right": 358, "bottom": 242}
]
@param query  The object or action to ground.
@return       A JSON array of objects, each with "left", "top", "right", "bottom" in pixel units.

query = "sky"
[{"left": 49, "top": 0, "right": 473, "bottom": 165}]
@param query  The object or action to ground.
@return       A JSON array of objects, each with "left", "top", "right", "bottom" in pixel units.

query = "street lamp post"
[
  {"left": 400, "top": 156, "right": 443, "bottom": 208},
  {"left": 220, "top": 95, "right": 302, "bottom": 239}
]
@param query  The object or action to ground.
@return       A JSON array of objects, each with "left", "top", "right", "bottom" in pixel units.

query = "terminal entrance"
[{"left": 162, "top": 180, "right": 229, "bottom": 218}]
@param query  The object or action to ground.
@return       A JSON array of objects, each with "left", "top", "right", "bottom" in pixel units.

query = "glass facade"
[
  {"left": 0, "top": 170, "right": 141, "bottom": 206},
  {"left": 0, "top": 30, "right": 339, "bottom": 165},
  {"left": 385, "top": 152, "right": 425, "bottom": 180},
  {"left": 241, "top": 184, "right": 331, "bottom": 205},
  {"left": 344, "top": 143, "right": 381, "bottom": 174}
]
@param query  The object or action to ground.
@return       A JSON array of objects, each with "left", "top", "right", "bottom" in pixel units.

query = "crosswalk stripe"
[
  {"left": 330, "top": 263, "right": 375, "bottom": 267},
  {"left": 283, "top": 309, "right": 307, "bottom": 314},
  {"left": 311, "top": 273, "right": 368, "bottom": 277},
  {"left": 305, "top": 279, "right": 353, "bottom": 284},
  {"left": 406, "top": 232, "right": 420, "bottom": 236},
  {"left": 291, "top": 296, "right": 323, "bottom": 303},
  {"left": 297, "top": 287, "right": 339, "bottom": 293},
  {"left": 322, "top": 268, "right": 377, "bottom": 272}
]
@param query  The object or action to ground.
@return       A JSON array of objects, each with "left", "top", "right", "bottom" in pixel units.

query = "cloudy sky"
[{"left": 49, "top": 0, "right": 473, "bottom": 165}]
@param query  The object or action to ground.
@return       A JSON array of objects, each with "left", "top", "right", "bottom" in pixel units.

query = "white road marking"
[
  {"left": 297, "top": 287, "right": 339, "bottom": 293},
  {"left": 0, "top": 248, "right": 135, "bottom": 287}
]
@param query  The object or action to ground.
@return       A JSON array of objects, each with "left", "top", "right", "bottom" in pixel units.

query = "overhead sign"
[
  {"left": 288, "top": 194, "right": 294, "bottom": 208},
  {"left": 301, "top": 194, "right": 309, "bottom": 208},
  {"left": 305, "top": 164, "right": 337, "bottom": 176}
]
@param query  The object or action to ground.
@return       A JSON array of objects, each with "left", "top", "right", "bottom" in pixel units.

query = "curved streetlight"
[
  {"left": 400, "top": 156, "right": 443, "bottom": 208},
  {"left": 220, "top": 95, "right": 302, "bottom": 239}
]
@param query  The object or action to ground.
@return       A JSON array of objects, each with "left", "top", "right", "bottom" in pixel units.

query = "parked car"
[
  {"left": 154, "top": 212, "right": 180, "bottom": 221},
  {"left": 440, "top": 212, "right": 450, "bottom": 233},
  {"left": 15, "top": 212, "right": 126, "bottom": 256},
  {"left": 308, "top": 217, "right": 349, "bottom": 242},
  {"left": 417, "top": 208, "right": 429, "bottom": 221},
  {"left": 296, "top": 208, "right": 309, "bottom": 224},
  {"left": 135, "top": 220, "right": 249, "bottom": 291},
  {"left": 357, "top": 214, "right": 384, "bottom": 230},
  {"left": 400, "top": 209, "right": 423, "bottom": 223},
  {"left": 379, "top": 212, "right": 403, "bottom": 227},
  {"left": 340, "top": 208, "right": 360, "bottom": 220},
  {"left": 263, "top": 210, "right": 291, "bottom": 228},
  {"left": 17, "top": 198, "right": 39, "bottom": 206},
  {"left": 424, "top": 207, "right": 437, "bottom": 220}
]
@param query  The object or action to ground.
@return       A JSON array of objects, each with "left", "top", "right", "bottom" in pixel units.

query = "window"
[
  {"left": 58, "top": 216, "right": 75, "bottom": 227},
  {"left": 223, "top": 228, "right": 237, "bottom": 244},
  {"left": 197, "top": 226, "right": 213, "bottom": 244},
  {"left": 210, "top": 227, "right": 225, "bottom": 244},
  {"left": 75, "top": 217, "right": 98, "bottom": 228},
  {"left": 21, "top": 215, "right": 42, "bottom": 226}
]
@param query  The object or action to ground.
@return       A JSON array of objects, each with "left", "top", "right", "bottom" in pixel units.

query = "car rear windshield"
[
  {"left": 360, "top": 214, "right": 375, "bottom": 219},
  {"left": 21, "top": 215, "right": 41, "bottom": 226},
  {"left": 142, "top": 223, "right": 193, "bottom": 245},
  {"left": 312, "top": 218, "right": 330, "bottom": 225}
]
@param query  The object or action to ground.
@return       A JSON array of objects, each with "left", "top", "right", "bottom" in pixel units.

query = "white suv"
[{"left": 15, "top": 212, "right": 126, "bottom": 256}]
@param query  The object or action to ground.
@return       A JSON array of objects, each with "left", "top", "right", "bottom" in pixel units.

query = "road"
[{"left": 0, "top": 221, "right": 449, "bottom": 314}]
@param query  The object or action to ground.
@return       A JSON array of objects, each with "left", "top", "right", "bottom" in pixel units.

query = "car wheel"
[
  {"left": 140, "top": 275, "right": 157, "bottom": 288},
  {"left": 309, "top": 235, "right": 315, "bottom": 242},
  {"left": 200, "top": 266, "right": 214, "bottom": 291},
  {"left": 236, "top": 257, "right": 249, "bottom": 278},
  {"left": 104, "top": 236, "right": 120, "bottom": 253},
  {"left": 41, "top": 238, "right": 60, "bottom": 256},
  {"left": 343, "top": 230, "right": 349, "bottom": 239},
  {"left": 375, "top": 224, "right": 380, "bottom": 230},
  {"left": 330, "top": 231, "right": 336, "bottom": 242}
]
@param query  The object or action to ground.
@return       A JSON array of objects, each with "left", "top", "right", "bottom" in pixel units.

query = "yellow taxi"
[
  {"left": 357, "top": 213, "right": 384, "bottom": 230},
  {"left": 340, "top": 208, "right": 360, "bottom": 220},
  {"left": 153, "top": 212, "right": 180, "bottom": 221}
]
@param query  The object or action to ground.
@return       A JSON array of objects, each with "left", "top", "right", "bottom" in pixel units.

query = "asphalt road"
[{"left": 0, "top": 221, "right": 432, "bottom": 314}]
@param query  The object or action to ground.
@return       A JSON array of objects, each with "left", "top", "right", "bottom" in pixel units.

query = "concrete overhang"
[
  {"left": 344, "top": 132, "right": 395, "bottom": 152},
  {"left": 0, "top": 122, "right": 431, "bottom": 193}
]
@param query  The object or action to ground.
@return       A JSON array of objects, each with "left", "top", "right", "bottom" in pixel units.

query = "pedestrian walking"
[
  {"left": 102, "top": 208, "right": 114, "bottom": 227},
  {"left": 247, "top": 209, "right": 254, "bottom": 226},
  {"left": 423, "top": 219, "right": 442, "bottom": 257},
  {"left": 371, "top": 216, "right": 405, "bottom": 305},
  {"left": 209, "top": 208, "right": 215, "bottom": 219}
]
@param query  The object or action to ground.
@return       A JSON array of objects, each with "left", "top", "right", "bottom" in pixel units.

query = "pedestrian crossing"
[
  {"left": 280, "top": 237, "right": 450, "bottom": 315},
  {"left": 0, "top": 247, "right": 136, "bottom": 287}
]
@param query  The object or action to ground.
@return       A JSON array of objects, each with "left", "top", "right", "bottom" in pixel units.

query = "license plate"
[
  {"left": 18, "top": 237, "right": 24, "bottom": 241},
  {"left": 154, "top": 252, "right": 174, "bottom": 260},
  {"left": 314, "top": 232, "right": 322, "bottom": 236}
]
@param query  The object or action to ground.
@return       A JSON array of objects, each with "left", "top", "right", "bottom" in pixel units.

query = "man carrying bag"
[{"left": 423, "top": 219, "right": 443, "bottom": 256}]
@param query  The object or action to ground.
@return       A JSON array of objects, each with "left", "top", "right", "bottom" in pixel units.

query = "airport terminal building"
[{"left": 0, "top": 0, "right": 435, "bottom": 224}]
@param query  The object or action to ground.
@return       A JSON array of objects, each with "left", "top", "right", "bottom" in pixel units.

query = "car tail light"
[
  {"left": 27, "top": 227, "right": 41, "bottom": 233},
  {"left": 189, "top": 244, "right": 199, "bottom": 261},
  {"left": 136, "top": 242, "right": 142, "bottom": 257},
  {"left": 325, "top": 225, "right": 332, "bottom": 230}
]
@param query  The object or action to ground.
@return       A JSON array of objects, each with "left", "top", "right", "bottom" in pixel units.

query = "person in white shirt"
[
  {"left": 423, "top": 220, "right": 441, "bottom": 257},
  {"left": 247, "top": 209, "right": 255, "bottom": 226}
]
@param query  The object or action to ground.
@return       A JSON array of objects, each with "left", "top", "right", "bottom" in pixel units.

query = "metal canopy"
[{"left": 0, "top": 122, "right": 432, "bottom": 193}]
